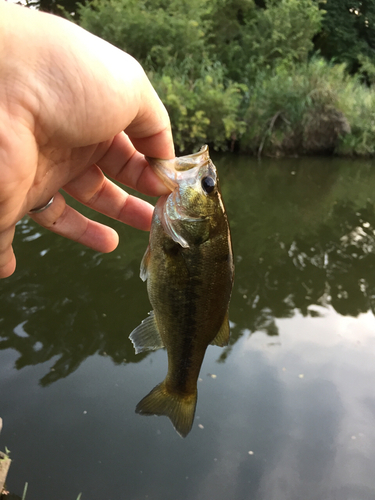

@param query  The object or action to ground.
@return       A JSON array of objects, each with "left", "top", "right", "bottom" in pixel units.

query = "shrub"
[{"left": 151, "top": 64, "right": 247, "bottom": 152}]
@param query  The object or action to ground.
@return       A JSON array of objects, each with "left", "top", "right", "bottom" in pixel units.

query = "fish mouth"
[{"left": 146, "top": 145, "right": 210, "bottom": 191}]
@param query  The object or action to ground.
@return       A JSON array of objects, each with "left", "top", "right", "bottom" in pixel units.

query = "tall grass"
[
  {"left": 336, "top": 81, "right": 375, "bottom": 157},
  {"left": 241, "top": 58, "right": 375, "bottom": 156}
]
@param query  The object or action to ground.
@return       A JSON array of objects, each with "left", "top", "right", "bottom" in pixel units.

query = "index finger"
[
  {"left": 97, "top": 132, "right": 171, "bottom": 197},
  {"left": 121, "top": 66, "right": 175, "bottom": 160}
]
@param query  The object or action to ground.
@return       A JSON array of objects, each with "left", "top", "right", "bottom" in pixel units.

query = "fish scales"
[
  {"left": 148, "top": 221, "right": 231, "bottom": 393},
  {"left": 130, "top": 145, "right": 234, "bottom": 437}
]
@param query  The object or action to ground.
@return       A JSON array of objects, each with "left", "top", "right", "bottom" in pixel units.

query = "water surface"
[{"left": 1, "top": 155, "right": 375, "bottom": 500}]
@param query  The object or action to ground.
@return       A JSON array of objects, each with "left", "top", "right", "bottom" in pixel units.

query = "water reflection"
[
  {"left": 226, "top": 199, "right": 375, "bottom": 350},
  {"left": 1, "top": 157, "right": 375, "bottom": 386},
  {"left": 0, "top": 216, "right": 150, "bottom": 386},
  {"left": 222, "top": 157, "right": 375, "bottom": 359}
]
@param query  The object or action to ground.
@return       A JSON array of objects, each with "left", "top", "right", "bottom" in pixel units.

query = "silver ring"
[{"left": 28, "top": 196, "right": 55, "bottom": 214}]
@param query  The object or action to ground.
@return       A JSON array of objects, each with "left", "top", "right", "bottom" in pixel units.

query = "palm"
[{"left": 0, "top": 2, "right": 174, "bottom": 279}]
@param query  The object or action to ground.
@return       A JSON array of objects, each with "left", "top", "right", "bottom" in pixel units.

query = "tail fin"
[{"left": 135, "top": 381, "right": 197, "bottom": 438}]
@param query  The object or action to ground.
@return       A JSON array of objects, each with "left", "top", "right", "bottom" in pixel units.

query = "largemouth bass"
[{"left": 130, "top": 145, "right": 234, "bottom": 437}]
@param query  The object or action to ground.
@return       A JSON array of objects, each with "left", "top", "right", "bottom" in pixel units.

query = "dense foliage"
[
  {"left": 208, "top": 0, "right": 322, "bottom": 83},
  {"left": 314, "top": 0, "right": 375, "bottom": 75},
  {"left": 33, "top": 0, "right": 375, "bottom": 156}
]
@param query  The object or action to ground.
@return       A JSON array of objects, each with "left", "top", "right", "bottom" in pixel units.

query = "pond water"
[{"left": 1, "top": 155, "right": 375, "bottom": 500}]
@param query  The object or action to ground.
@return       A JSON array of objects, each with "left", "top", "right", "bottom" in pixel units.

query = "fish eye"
[{"left": 201, "top": 176, "right": 216, "bottom": 194}]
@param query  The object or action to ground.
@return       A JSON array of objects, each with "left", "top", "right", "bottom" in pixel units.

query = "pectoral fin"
[
  {"left": 129, "top": 311, "right": 164, "bottom": 354},
  {"left": 211, "top": 312, "right": 230, "bottom": 347}
]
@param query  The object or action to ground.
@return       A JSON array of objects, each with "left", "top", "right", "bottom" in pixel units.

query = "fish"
[{"left": 129, "top": 145, "right": 234, "bottom": 437}]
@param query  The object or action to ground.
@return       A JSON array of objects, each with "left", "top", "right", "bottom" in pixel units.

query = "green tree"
[
  {"left": 314, "top": 0, "right": 375, "bottom": 74},
  {"left": 208, "top": 0, "right": 323, "bottom": 82},
  {"left": 78, "top": 0, "right": 210, "bottom": 72},
  {"left": 22, "top": 0, "right": 86, "bottom": 17}
]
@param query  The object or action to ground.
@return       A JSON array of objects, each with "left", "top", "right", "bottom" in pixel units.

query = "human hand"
[{"left": 0, "top": 2, "right": 174, "bottom": 279}]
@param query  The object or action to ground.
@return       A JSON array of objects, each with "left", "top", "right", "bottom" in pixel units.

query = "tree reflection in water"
[
  {"left": 222, "top": 200, "right": 375, "bottom": 362},
  {"left": 1, "top": 157, "right": 375, "bottom": 384}
]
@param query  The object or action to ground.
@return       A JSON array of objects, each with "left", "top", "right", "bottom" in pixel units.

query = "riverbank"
[
  {"left": 75, "top": 0, "right": 375, "bottom": 158},
  {"left": 150, "top": 58, "right": 375, "bottom": 158}
]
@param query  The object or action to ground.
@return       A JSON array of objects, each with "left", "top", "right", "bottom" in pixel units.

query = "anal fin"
[{"left": 129, "top": 311, "right": 164, "bottom": 354}]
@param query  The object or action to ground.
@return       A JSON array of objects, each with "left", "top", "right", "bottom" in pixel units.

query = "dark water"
[{"left": 1, "top": 155, "right": 375, "bottom": 500}]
